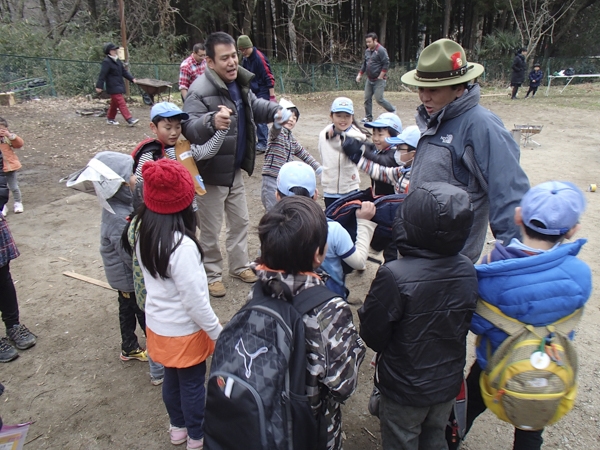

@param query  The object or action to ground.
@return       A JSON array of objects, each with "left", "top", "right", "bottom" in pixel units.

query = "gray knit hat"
[{"left": 237, "top": 35, "right": 253, "bottom": 50}]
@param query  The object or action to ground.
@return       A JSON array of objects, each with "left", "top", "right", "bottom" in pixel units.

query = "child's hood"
[
  {"left": 94, "top": 151, "right": 133, "bottom": 182},
  {"left": 393, "top": 181, "right": 474, "bottom": 258}
]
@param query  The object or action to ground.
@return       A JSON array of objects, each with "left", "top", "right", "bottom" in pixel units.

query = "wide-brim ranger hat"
[{"left": 401, "top": 39, "right": 484, "bottom": 87}]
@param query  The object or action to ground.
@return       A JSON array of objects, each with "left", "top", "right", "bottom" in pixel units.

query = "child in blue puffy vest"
[{"left": 453, "top": 181, "right": 592, "bottom": 450}]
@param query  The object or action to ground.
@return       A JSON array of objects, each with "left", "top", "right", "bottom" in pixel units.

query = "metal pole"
[{"left": 118, "top": 0, "right": 130, "bottom": 97}]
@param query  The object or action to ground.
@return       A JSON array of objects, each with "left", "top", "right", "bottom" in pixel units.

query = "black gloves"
[{"left": 342, "top": 136, "right": 364, "bottom": 164}]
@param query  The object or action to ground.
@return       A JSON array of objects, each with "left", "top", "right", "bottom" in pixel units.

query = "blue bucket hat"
[
  {"left": 521, "top": 181, "right": 586, "bottom": 235},
  {"left": 365, "top": 113, "right": 402, "bottom": 134},
  {"left": 277, "top": 161, "right": 316, "bottom": 197},
  {"left": 150, "top": 102, "right": 189, "bottom": 121},
  {"left": 386, "top": 125, "right": 421, "bottom": 148}
]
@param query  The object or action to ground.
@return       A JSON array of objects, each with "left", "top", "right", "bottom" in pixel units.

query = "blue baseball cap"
[
  {"left": 150, "top": 102, "right": 189, "bottom": 121},
  {"left": 386, "top": 125, "right": 421, "bottom": 148},
  {"left": 365, "top": 113, "right": 402, "bottom": 134},
  {"left": 521, "top": 181, "right": 586, "bottom": 235},
  {"left": 277, "top": 161, "right": 316, "bottom": 197},
  {"left": 331, "top": 97, "right": 354, "bottom": 114}
]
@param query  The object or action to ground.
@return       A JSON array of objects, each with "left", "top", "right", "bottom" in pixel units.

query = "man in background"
[
  {"left": 237, "top": 35, "right": 276, "bottom": 153},
  {"left": 356, "top": 32, "right": 396, "bottom": 123},
  {"left": 179, "top": 43, "right": 207, "bottom": 100}
]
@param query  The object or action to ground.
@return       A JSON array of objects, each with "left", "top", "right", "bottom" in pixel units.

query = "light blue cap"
[
  {"left": 521, "top": 181, "right": 586, "bottom": 235},
  {"left": 330, "top": 97, "right": 354, "bottom": 114},
  {"left": 386, "top": 125, "right": 421, "bottom": 148},
  {"left": 150, "top": 101, "right": 189, "bottom": 121},
  {"left": 365, "top": 113, "right": 402, "bottom": 134},
  {"left": 277, "top": 161, "right": 316, "bottom": 197}
]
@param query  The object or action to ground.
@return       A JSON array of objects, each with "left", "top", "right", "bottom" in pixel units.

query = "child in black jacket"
[{"left": 359, "top": 181, "right": 478, "bottom": 449}]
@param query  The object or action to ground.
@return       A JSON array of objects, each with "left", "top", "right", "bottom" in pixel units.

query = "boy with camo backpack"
[{"left": 204, "top": 196, "right": 365, "bottom": 450}]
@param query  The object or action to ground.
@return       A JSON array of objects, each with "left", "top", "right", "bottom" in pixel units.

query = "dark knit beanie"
[
  {"left": 142, "top": 159, "right": 195, "bottom": 214},
  {"left": 237, "top": 35, "right": 253, "bottom": 50}
]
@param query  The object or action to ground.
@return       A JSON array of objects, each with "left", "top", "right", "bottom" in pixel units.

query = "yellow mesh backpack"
[{"left": 477, "top": 300, "right": 583, "bottom": 431}]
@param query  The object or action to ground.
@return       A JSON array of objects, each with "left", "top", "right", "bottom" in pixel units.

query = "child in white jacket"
[
  {"left": 133, "top": 159, "right": 222, "bottom": 450},
  {"left": 318, "top": 97, "right": 367, "bottom": 207}
]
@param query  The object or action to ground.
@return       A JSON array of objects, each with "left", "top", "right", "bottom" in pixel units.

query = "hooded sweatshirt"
[{"left": 97, "top": 151, "right": 135, "bottom": 292}]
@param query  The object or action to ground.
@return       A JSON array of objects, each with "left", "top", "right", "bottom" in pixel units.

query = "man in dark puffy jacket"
[
  {"left": 359, "top": 181, "right": 478, "bottom": 450},
  {"left": 237, "top": 35, "right": 276, "bottom": 153},
  {"left": 182, "top": 31, "right": 283, "bottom": 298},
  {"left": 95, "top": 42, "right": 139, "bottom": 126}
]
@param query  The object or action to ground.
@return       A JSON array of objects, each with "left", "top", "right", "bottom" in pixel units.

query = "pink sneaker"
[
  {"left": 187, "top": 437, "right": 204, "bottom": 450},
  {"left": 169, "top": 425, "right": 187, "bottom": 445}
]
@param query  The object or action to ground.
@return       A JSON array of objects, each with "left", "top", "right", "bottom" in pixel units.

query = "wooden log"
[{"left": 0, "top": 92, "right": 16, "bottom": 106}]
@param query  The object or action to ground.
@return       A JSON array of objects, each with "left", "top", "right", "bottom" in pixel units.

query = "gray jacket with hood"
[
  {"left": 97, "top": 151, "right": 135, "bottom": 292},
  {"left": 410, "top": 84, "right": 530, "bottom": 262},
  {"left": 182, "top": 66, "right": 280, "bottom": 187}
]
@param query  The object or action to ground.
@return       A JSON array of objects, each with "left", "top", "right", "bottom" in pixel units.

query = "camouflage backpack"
[
  {"left": 203, "top": 283, "right": 336, "bottom": 450},
  {"left": 478, "top": 300, "right": 583, "bottom": 430}
]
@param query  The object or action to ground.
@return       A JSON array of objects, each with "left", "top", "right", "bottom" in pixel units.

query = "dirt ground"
[{"left": 1, "top": 83, "right": 600, "bottom": 449}]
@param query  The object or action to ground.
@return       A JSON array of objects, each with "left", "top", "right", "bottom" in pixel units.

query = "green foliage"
[{"left": 476, "top": 30, "right": 522, "bottom": 60}]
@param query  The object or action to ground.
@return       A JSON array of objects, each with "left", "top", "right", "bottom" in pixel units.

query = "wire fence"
[{"left": 2, "top": 53, "right": 600, "bottom": 100}]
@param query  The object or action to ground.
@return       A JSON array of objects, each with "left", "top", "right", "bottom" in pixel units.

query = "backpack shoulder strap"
[
  {"left": 477, "top": 298, "right": 585, "bottom": 337},
  {"left": 293, "top": 285, "right": 339, "bottom": 316},
  {"left": 476, "top": 299, "right": 524, "bottom": 336}
]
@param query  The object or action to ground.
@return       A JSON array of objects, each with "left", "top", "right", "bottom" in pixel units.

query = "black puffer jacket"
[
  {"left": 359, "top": 182, "right": 478, "bottom": 407},
  {"left": 511, "top": 53, "right": 527, "bottom": 85},
  {"left": 96, "top": 56, "right": 135, "bottom": 95},
  {"left": 182, "top": 66, "right": 279, "bottom": 186}
]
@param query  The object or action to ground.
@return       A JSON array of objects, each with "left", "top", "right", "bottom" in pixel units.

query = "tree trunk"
[
  {"left": 86, "top": 0, "right": 97, "bottom": 21},
  {"left": 443, "top": 0, "right": 451, "bottom": 38},
  {"left": 39, "top": 0, "right": 53, "bottom": 37},
  {"left": 289, "top": 17, "right": 297, "bottom": 62},
  {"left": 379, "top": 1, "right": 387, "bottom": 45}
]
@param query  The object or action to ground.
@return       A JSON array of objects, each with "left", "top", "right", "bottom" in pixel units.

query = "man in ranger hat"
[{"left": 401, "top": 38, "right": 530, "bottom": 262}]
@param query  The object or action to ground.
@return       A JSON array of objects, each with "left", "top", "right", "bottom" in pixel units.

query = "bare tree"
[
  {"left": 282, "top": 0, "right": 345, "bottom": 62},
  {"left": 509, "top": 0, "right": 577, "bottom": 62}
]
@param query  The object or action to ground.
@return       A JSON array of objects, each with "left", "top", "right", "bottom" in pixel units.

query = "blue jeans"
[
  {"left": 364, "top": 78, "right": 395, "bottom": 120},
  {"left": 256, "top": 123, "right": 268, "bottom": 150},
  {"left": 163, "top": 361, "right": 207, "bottom": 440},
  {"left": 148, "top": 353, "right": 164, "bottom": 380},
  {"left": 5, "top": 171, "right": 21, "bottom": 203}
]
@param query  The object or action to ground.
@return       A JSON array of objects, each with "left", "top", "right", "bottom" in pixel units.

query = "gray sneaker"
[
  {"left": 7, "top": 324, "right": 37, "bottom": 350},
  {"left": 0, "top": 337, "right": 18, "bottom": 362},
  {"left": 127, "top": 118, "right": 139, "bottom": 126},
  {"left": 107, "top": 119, "right": 119, "bottom": 125}
]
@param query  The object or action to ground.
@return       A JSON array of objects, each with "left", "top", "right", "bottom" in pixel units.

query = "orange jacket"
[{"left": 0, "top": 134, "right": 24, "bottom": 172}]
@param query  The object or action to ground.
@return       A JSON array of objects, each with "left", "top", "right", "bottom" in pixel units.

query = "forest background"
[{"left": 2, "top": 0, "right": 600, "bottom": 99}]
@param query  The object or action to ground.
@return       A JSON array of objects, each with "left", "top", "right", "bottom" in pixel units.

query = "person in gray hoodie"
[{"left": 94, "top": 151, "right": 148, "bottom": 363}]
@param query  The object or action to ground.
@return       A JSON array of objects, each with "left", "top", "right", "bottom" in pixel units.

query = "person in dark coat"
[
  {"left": 510, "top": 48, "right": 527, "bottom": 99},
  {"left": 358, "top": 181, "right": 478, "bottom": 450},
  {"left": 95, "top": 43, "right": 139, "bottom": 126},
  {"left": 525, "top": 63, "right": 544, "bottom": 98}
]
